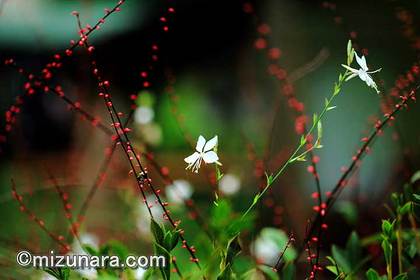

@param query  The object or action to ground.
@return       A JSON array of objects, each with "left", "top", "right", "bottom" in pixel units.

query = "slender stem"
[
  {"left": 396, "top": 214, "right": 403, "bottom": 274},
  {"left": 240, "top": 71, "right": 348, "bottom": 223},
  {"left": 10, "top": 179, "right": 70, "bottom": 252},
  {"left": 387, "top": 252, "right": 392, "bottom": 280},
  {"left": 408, "top": 213, "right": 420, "bottom": 252},
  {"left": 301, "top": 87, "right": 418, "bottom": 262}
]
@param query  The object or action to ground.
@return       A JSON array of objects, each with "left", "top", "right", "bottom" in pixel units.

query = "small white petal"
[
  {"left": 365, "top": 74, "right": 375, "bottom": 87},
  {"left": 355, "top": 53, "right": 368, "bottom": 71},
  {"left": 196, "top": 135, "right": 206, "bottom": 152},
  {"left": 202, "top": 151, "right": 219, "bottom": 163},
  {"left": 203, "top": 135, "right": 218, "bottom": 152},
  {"left": 184, "top": 152, "right": 200, "bottom": 164},
  {"left": 345, "top": 73, "right": 358, "bottom": 82},
  {"left": 341, "top": 64, "right": 358, "bottom": 73},
  {"left": 367, "top": 68, "right": 382, "bottom": 74}
]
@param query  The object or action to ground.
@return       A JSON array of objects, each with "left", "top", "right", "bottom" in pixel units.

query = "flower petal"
[
  {"left": 203, "top": 135, "right": 218, "bottom": 152},
  {"left": 355, "top": 53, "right": 368, "bottom": 71},
  {"left": 367, "top": 68, "right": 381, "bottom": 74},
  {"left": 196, "top": 135, "right": 206, "bottom": 152},
  {"left": 365, "top": 74, "right": 374, "bottom": 86},
  {"left": 184, "top": 152, "right": 200, "bottom": 164},
  {"left": 358, "top": 70, "right": 369, "bottom": 82},
  {"left": 202, "top": 151, "right": 219, "bottom": 163},
  {"left": 341, "top": 64, "right": 358, "bottom": 73},
  {"left": 344, "top": 73, "right": 358, "bottom": 82}
]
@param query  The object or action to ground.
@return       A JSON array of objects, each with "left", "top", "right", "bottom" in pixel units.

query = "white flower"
[
  {"left": 219, "top": 174, "right": 241, "bottom": 195},
  {"left": 250, "top": 228, "right": 297, "bottom": 266},
  {"left": 252, "top": 236, "right": 280, "bottom": 265},
  {"left": 134, "top": 267, "right": 147, "bottom": 280},
  {"left": 184, "top": 135, "right": 220, "bottom": 173},
  {"left": 342, "top": 52, "right": 381, "bottom": 93},
  {"left": 166, "top": 179, "right": 193, "bottom": 204},
  {"left": 134, "top": 106, "right": 154, "bottom": 124}
]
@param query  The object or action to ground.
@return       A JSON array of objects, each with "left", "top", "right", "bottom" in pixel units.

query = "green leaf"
[
  {"left": 391, "top": 192, "right": 401, "bottom": 209},
  {"left": 226, "top": 235, "right": 242, "bottom": 265},
  {"left": 150, "top": 219, "right": 165, "bottom": 245},
  {"left": 366, "top": 268, "right": 383, "bottom": 280},
  {"left": 346, "top": 232, "right": 362, "bottom": 268},
  {"left": 169, "top": 230, "right": 180, "bottom": 251},
  {"left": 281, "top": 262, "right": 295, "bottom": 280},
  {"left": 381, "top": 239, "right": 392, "bottom": 264},
  {"left": 217, "top": 264, "right": 234, "bottom": 280},
  {"left": 153, "top": 242, "right": 171, "bottom": 280},
  {"left": 97, "top": 273, "right": 120, "bottom": 280},
  {"left": 163, "top": 231, "right": 173, "bottom": 251},
  {"left": 265, "top": 172, "right": 274, "bottom": 186},
  {"left": 336, "top": 201, "right": 358, "bottom": 225},
  {"left": 393, "top": 273, "right": 408, "bottom": 280},
  {"left": 83, "top": 244, "right": 99, "bottom": 256},
  {"left": 410, "top": 171, "right": 420, "bottom": 184},
  {"left": 331, "top": 245, "right": 351, "bottom": 273},
  {"left": 143, "top": 268, "right": 158, "bottom": 280},
  {"left": 405, "top": 239, "right": 417, "bottom": 259},
  {"left": 218, "top": 236, "right": 242, "bottom": 280},
  {"left": 334, "top": 82, "right": 340, "bottom": 95},
  {"left": 381, "top": 220, "right": 393, "bottom": 237},
  {"left": 294, "top": 155, "right": 306, "bottom": 162},
  {"left": 107, "top": 240, "right": 129, "bottom": 260},
  {"left": 326, "top": 266, "right": 338, "bottom": 276},
  {"left": 211, "top": 199, "right": 232, "bottom": 229},
  {"left": 326, "top": 106, "right": 337, "bottom": 111},
  {"left": 398, "top": 202, "right": 412, "bottom": 215},
  {"left": 300, "top": 135, "right": 306, "bottom": 145},
  {"left": 44, "top": 268, "right": 70, "bottom": 280},
  {"left": 227, "top": 214, "right": 254, "bottom": 238}
]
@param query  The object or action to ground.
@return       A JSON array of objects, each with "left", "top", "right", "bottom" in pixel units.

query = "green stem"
[
  {"left": 387, "top": 259, "right": 392, "bottom": 280},
  {"left": 396, "top": 215, "right": 403, "bottom": 274},
  {"left": 239, "top": 71, "right": 349, "bottom": 223}
]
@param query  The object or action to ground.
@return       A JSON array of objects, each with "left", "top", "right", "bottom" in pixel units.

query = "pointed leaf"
[{"left": 150, "top": 219, "right": 165, "bottom": 245}]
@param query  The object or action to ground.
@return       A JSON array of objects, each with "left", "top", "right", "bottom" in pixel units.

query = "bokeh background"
[{"left": 0, "top": 0, "right": 419, "bottom": 279}]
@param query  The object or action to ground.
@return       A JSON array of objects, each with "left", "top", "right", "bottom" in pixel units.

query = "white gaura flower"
[
  {"left": 250, "top": 228, "right": 297, "bottom": 266},
  {"left": 342, "top": 52, "right": 381, "bottom": 93},
  {"left": 166, "top": 179, "right": 193, "bottom": 204},
  {"left": 184, "top": 135, "right": 221, "bottom": 173},
  {"left": 219, "top": 173, "right": 241, "bottom": 195}
]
